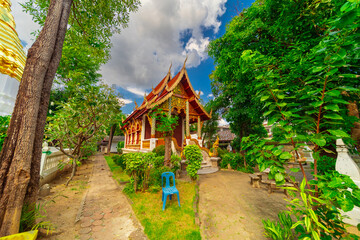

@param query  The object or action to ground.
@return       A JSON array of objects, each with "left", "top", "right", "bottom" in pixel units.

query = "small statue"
[{"left": 209, "top": 136, "right": 219, "bottom": 157}]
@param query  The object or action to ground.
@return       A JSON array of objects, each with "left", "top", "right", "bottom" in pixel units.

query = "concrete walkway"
[
  {"left": 77, "top": 153, "right": 147, "bottom": 240},
  {"left": 198, "top": 170, "right": 288, "bottom": 240}
]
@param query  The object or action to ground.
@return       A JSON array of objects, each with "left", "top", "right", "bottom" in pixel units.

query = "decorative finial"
[
  {"left": 134, "top": 100, "right": 138, "bottom": 109},
  {"left": 210, "top": 109, "right": 213, "bottom": 117},
  {"left": 152, "top": 84, "right": 155, "bottom": 92},
  {"left": 183, "top": 55, "right": 188, "bottom": 69},
  {"left": 168, "top": 62, "right": 172, "bottom": 75}
]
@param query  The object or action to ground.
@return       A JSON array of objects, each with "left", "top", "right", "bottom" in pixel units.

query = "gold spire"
[
  {"left": 168, "top": 62, "right": 172, "bottom": 75},
  {"left": 134, "top": 100, "right": 138, "bottom": 109},
  {"left": 0, "top": 0, "right": 26, "bottom": 81}
]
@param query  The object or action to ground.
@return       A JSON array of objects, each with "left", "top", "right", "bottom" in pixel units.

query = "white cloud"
[
  {"left": 101, "top": 0, "right": 227, "bottom": 92},
  {"left": 207, "top": 93, "right": 214, "bottom": 98},
  {"left": 218, "top": 118, "right": 228, "bottom": 126},
  {"left": 126, "top": 87, "right": 145, "bottom": 96},
  {"left": 118, "top": 98, "right": 133, "bottom": 105},
  {"left": 196, "top": 90, "right": 204, "bottom": 96}
]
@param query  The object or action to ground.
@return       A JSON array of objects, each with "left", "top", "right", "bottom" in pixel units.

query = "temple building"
[{"left": 122, "top": 62, "right": 211, "bottom": 153}]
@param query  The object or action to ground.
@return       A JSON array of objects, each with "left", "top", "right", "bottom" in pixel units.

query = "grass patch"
[
  {"left": 104, "top": 155, "right": 130, "bottom": 182},
  {"left": 104, "top": 156, "right": 201, "bottom": 240},
  {"left": 127, "top": 181, "right": 200, "bottom": 240}
]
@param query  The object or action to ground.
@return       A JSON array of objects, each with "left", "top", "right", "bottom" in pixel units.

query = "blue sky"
[{"left": 11, "top": 0, "right": 255, "bottom": 116}]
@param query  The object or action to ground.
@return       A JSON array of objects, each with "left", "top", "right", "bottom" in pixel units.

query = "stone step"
[
  {"left": 201, "top": 164, "right": 212, "bottom": 169},
  {"left": 198, "top": 167, "right": 219, "bottom": 175}
]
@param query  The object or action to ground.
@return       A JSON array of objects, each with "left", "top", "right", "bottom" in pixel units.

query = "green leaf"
[
  {"left": 326, "top": 90, "right": 341, "bottom": 97},
  {"left": 312, "top": 231, "right": 320, "bottom": 240},
  {"left": 280, "top": 152, "right": 292, "bottom": 160},
  {"left": 275, "top": 173, "right": 284, "bottom": 182},
  {"left": 324, "top": 104, "right": 340, "bottom": 112},
  {"left": 324, "top": 113, "right": 343, "bottom": 120},
  {"left": 263, "top": 110, "right": 273, "bottom": 117},
  {"left": 328, "top": 129, "right": 350, "bottom": 138},
  {"left": 289, "top": 168, "right": 300, "bottom": 172},
  {"left": 261, "top": 95, "right": 270, "bottom": 101},
  {"left": 311, "top": 137, "right": 326, "bottom": 147}
]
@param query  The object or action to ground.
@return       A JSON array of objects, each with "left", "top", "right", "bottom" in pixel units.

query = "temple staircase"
[{"left": 197, "top": 148, "right": 219, "bottom": 175}]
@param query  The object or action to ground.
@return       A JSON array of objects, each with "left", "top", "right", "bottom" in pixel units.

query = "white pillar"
[{"left": 150, "top": 117, "right": 156, "bottom": 150}]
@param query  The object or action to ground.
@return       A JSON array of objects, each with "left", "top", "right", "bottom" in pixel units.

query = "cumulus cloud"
[
  {"left": 126, "top": 87, "right": 145, "bottom": 97},
  {"left": 101, "top": 0, "right": 227, "bottom": 91},
  {"left": 118, "top": 98, "right": 133, "bottom": 105},
  {"left": 207, "top": 93, "right": 214, "bottom": 98},
  {"left": 196, "top": 90, "right": 204, "bottom": 96}
]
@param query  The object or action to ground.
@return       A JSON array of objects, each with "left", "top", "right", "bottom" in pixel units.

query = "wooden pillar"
[
  {"left": 197, "top": 116, "right": 201, "bottom": 138},
  {"left": 197, "top": 116, "right": 203, "bottom": 147},
  {"left": 186, "top": 100, "right": 190, "bottom": 140}
]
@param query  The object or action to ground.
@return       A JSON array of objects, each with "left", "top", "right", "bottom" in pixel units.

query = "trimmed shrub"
[
  {"left": 183, "top": 145, "right": 202, "bottom": 180},
  {"left": 152, "top": 145, "right": 166, "bottom": 157},
  {"left": 112, "top": 154, "right": 126, "bottom": 170},
  {"left": 117, "top": 141, "right": 124, "bottom": 154}
]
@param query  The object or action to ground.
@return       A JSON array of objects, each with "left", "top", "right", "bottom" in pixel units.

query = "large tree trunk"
[
  {"left": 107, "top": 124, "right": 116, "bottom": 154},
  {"left": 0, "top": 0, "right": 72, "bottom": 236},
  {"left": 164, "top": 136, "right": 172, "bottom": 167}
]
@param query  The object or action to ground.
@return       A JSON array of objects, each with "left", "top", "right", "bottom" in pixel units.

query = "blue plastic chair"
[{"left": 161, "top": 172, "right": 180, "bottom": 211}]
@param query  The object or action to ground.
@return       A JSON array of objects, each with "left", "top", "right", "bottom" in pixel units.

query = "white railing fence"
[{"left": 40, "top": 142, "right": 71, "bottom": 184}]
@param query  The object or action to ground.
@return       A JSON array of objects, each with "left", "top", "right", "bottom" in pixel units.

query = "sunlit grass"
[
  {"left": 104, "top": 155, "right": 130, "bottom": 182},
  {"left": 105, "top": 155, "right": 201, "bottom": 240}
]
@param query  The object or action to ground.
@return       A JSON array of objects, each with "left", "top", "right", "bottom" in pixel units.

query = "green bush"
[
  {"left": 0, "top": 116, "right": 10, "bottom": 152},
  {"left": 112, "top": 154, "right": 126, "bottom": 170},
  {"left": 117, "top": 141, "right": 124, "bottom": 154},
  {"left": 152, "top": 156, "right": 164, "bottom": 168},
  {"left": 220, "top": 152, "right": 256, "bottom": 172},
  {"left": 263, "top": 211, "right": 294, "bottom": 240},
  {"left": 80, "top": 141, "right": 97, "bottom": 160},
  {"left": 149, "top": 165, "right": 171, "bottom": 188},
  {"left": 123, "top": 152, "right": 155, "bottom": 191},
  {"left": 311, "top": 155, "right": 336, "bottom": 175},
  {"left": 217, "top": 147, "right": 228, "bottom": 159},
  {"left": 170, "top": 155, "right": 181, "bottom": 172},
  {"left": 183, "top": 145, "right": 202, "bottom": 180},
  {"left": 152, "top": 145, "right": 166, "bottom": 156}
]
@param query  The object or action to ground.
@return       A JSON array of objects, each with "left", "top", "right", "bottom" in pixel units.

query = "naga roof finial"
[
  {"left": 168, "top": 62, "right": 172, "bottom": 75},
  {"left": 134, "top": 100, "right": 138, "bottom": 109},
  {"left": 183, "top": 55, "right": 188, "bottom": 69}
]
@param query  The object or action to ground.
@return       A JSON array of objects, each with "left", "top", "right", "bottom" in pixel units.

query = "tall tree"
[
  {"left": 46, "top": 84, "right": 121, "bottom": 185},
  {"left": 0, "top": 0, "right": 139, "bottom": 235}
]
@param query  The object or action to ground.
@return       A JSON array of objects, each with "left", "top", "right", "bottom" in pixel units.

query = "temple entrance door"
[{"left": 173, "top": 116, "right": 183, "bottom": 147}]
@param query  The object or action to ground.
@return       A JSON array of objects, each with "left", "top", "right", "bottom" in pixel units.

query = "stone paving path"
[
  {"left": 198, "top": 170, "right": 288, "bottom": 240},
  {"left": 77, "top": 153, "right": 147, "bottom": 240}
]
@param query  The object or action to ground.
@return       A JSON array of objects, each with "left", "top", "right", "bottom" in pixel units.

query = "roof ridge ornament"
[
  {"left": 168, "top": 62, "right": 172, "bottom": 76},
  {"left": 134, "top": 100, "right": 138, "bottom": 110},
  {"left": 183, "top": 55, "right": 188, "bottom": 69}
]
